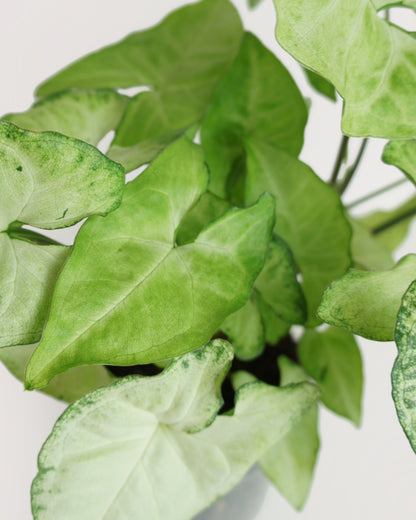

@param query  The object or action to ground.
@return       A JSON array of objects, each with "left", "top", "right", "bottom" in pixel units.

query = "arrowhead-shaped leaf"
[
  {"left": 3, "top": 89, "right": 128, "bottom": 147},
  {"left": 201, "top": 32, "right": 307, "bottom": 198},
  {"left": 25, "top": 139, "right": 275, "bottom": 389},
  {"left": 0, "top": 121, "right": 124, "bottom": 347},
  {"left": 298, "top": 328, "right": 363, "bottom": 426},
  {"left": 272, "top": 0, "right": 416, "bottom": 137},
  {"left": 260, "top": 356, "right": 320, "bottom": 510},
  {"left": 245, "top": 140, "right": 351, "bottom": 326},
  {"left": 392, "top": 279, "right": 416, "bottom": 453},
  {"left": 35, "top": 0, "right": 243, "bottom": 171},
  {"left": 318, "top": 255, "right": 416, "bottom": 340},
  {"left": 0, "top": 343, "right": 116, "bottom": 403},
  {"left": 31, "top": 341, "right": 320, "bottom": 520}
]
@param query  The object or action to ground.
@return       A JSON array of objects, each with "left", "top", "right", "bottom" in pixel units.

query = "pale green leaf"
[
  {"left": 25, "top": 139, "right": 274, "bottom": 389},
  {"left": 31, "top": 341, "right": 320, "bottom": 520},
  {"left": 0, "top": 121, "right": 124, "bottom": 231},
  {"left": 221, "top": 295, "right": 265, "bottom": 360},
  {"left": 392, "top": 279, "right": 416, "bottom": 453},
  {"left": 0, "top": 235, "right": 68, "bottom": 347},
  {"left": 349, "top": 216, "right": 395, "bottom": 270},
  {"left": 303, "top": 68, "right": 336, "bottom": 101},
  {"left": 3, "top": 89, "right": 128, "bottom": 147},
  {"left": 0, "top": 343, "right": 116, "bottom": 403},
  {"left": 245, "top": 139, "right": 352, "bottom": 326},
  {"left": 383, "top": 140, "right": 416, "bottom": 185},
  {"left": 36, "top": 0, "right": 243, "bottom": 171},
  {"left": 359, "top": 194, "right": 416, "bottom": 253},
  {"left": 273, "top": 0, "right": 416, "bottom": 137},
  {"left": 201, "top": 32, "right": 307, "bottom": 198},
  {"left": 260, "top": 356, "right": 319, "bottom": 510},
  {"left": 299, "top": 328, "right": 363, "bottom": 425},
  {"left": 318, "top": 254, "right": 416, "bottom": 340}
]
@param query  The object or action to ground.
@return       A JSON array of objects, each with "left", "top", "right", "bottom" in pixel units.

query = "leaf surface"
[
  {"left": 221, "top": 295, "right": 265, "bottom": 360},
  {"left": 36, "top": 0, "right": 243, "bottom": 171},
  {"left": 349, "top": 216, "right": 395, "bottom": 270},
  {"left": 0, "top": 121, "right": 124, "bottom": 230},
  {"left": 25, "top": 139, "right": 274, "bottom": 389},
  {"left": 273, "top": 0, "right": 416, "bottom": 137},
  {"left": 303, "top": 68, "right": 336, "bottom": 101},
  {"left": 31, "top": 341, "right": 320, "bottom": 520},
  {"left": 0, "top": 236, "right": 69, "bottom": 347},
  {"left": 383, "top": 140, "right": 416, "bottom": 185},
  {"left": 4, "top": 89, "right": 128, "bottom": 147},
  {"left": 0, "top": 343, "right": 116, "bottom": 403},
  {"left": 260, "top": 356, "right": 319, "bottom": 510},
  {"left": 201, "top": 32, "right": 307, "bottom": 198},
  {"left": 318, "top": 254, "right": 416, "bottom": 340},
  {"left": 392, "top": 280, "right": 416, "bottom": 453},
  {"left": 0, "top": 121, "right": 124, "bottom": 347},
  {"left": 245, "top": 140, "right": 351, "bottom": 326},
  {"left": 299, "top": 328, "right": 363, "bottom": 425}
]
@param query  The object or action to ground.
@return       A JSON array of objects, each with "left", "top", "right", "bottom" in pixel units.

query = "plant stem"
[
  {"left": 347, "top": 178, "right": 409, "bottom": 209},
  {"left": 372, "top": 206, "right": 416, "bottom": 235},
  {"left": 337, "top": 138, "right": 369, "bottom": 195},
  {"left": 330, "top": 134, "right": 349, "bottom": 185}
]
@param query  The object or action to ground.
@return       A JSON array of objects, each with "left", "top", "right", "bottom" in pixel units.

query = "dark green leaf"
[{"left": 303, "top": 68, "right": 336, "bottom": 101}]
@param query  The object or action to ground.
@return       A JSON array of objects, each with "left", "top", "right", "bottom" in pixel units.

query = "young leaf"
[
  {"left": 303, "top": 68, "right": 336, "bottom": 101},
  {"left": 0, "top": 236, "right": 69, "bottom": 347},
  {"left": 298, "top": 328, "right": 363, "bottom": 426},
  {"left": 260, "top": 356, "right": 320, "bottom": 510},
  {"left": 0, "top": 343, "right": 116, "bottom": 403},
  {"left": 383, "top": 140, "right": 416, "bottom": 185},
  {"left": 245, "top": 140, "right": 352, "bottom": 326},
  {"left": 392, "top": 280, "right": 416, "bottom": 453},
  {"left": 0, "top": 121, "right": 124, "bottom": 347},
  {"left": 25, "top": 139, "right": 275, "bottom": 389},
  {"left": 0, "top": 121, "right": 124, "bottom": 230},
  {"left": 35, "top": 0, "right": 243, "bottom": 171},
  {"left": 272, "top": 0, "right": 416, "bottom": 137},
  {"left": 3, "top": 89, "right": 128, "bottom": 147},
  {"left": 318, "top": 255, "right": 416, "bottom": 341},
  {"left": 31, "top": 341, "right": 320, "bottom": 520},
  {"left": 201, "top": 32, "right": 307, "bottom": 198},
  {"left": 221, "top": 295, "right": 265, "bottom": 360}
]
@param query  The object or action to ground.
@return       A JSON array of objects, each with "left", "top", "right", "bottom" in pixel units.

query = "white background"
[{"left": 0, "top": 1, "right": 416, "bottom": 518}]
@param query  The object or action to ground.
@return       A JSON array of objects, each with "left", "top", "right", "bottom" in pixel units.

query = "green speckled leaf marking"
[
  {"left": 319, "top": 255, "right": 416, "bottom": 340},
  {"left": 31, "top": 341, "right": 320, "bottom": 520},
  {"left": 383, "top": 140, "right": 416, "bottom": 185},
  {"left": 25, "top": 139, "right": 274, "bottom": 389},
  {"left": 273, "top": 0, "right": 416, "bottom": 137},
  {"left": 392, "top": 280, "right": 416, "bottom": 453}
]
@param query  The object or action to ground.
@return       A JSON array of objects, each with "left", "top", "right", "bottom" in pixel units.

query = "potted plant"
[{"left": 1, "top": 0, "right": 416, "bottom": 518}]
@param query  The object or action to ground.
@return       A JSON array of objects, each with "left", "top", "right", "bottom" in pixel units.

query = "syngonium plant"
[{"left": 1, "top": 0, "right": 416, "bottom": 518}]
